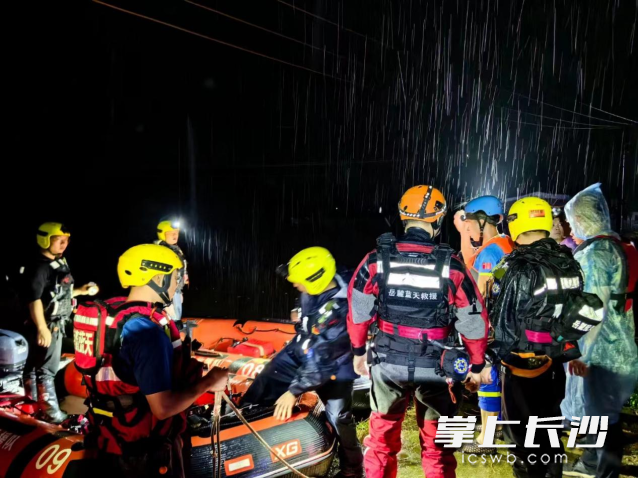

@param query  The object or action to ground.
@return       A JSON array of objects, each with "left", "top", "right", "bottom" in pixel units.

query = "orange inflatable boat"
[{"left": 0, "top": 319, "right": 343, "bottom": 477}]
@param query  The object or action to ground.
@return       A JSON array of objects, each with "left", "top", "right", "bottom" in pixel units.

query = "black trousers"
[
  {"left": 580, "top": 422, "right": 625, "bottom": 478},
  {"left": 23, "top": 321, "right": 63, "bottom": 381},
  {"left": 501, "top": 362, "right": 566, "bottom": 478}
]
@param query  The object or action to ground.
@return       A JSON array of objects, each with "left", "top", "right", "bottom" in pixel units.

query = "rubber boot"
[
  {"left": 23, "top": 371, "right": 37, "bottom": 402},
  {"left": 37, "top": 377, "right": 67, "bottom": 424}
]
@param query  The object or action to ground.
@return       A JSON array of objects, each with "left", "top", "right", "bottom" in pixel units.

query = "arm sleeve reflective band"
[{"left": 477, "top": 391, "right": 502, "bottom": 397}]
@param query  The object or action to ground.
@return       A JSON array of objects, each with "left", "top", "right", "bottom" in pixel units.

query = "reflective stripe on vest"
[
  {"left": 376, "top": 233, "right": 455, "bottom": 331},
  {"left": 95, "top": 366, "right": 123, "bottom": 382},
  {"left": 387, "top": 273, "right": 440, "bottom": 289}
]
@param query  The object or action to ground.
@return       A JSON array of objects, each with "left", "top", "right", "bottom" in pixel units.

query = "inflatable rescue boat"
[{"left": 0, "top": 319, "right": 370, "bottom": 477}]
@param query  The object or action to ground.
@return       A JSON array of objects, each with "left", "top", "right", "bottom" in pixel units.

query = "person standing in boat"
[
  {"left": 155, "top": 218, "right": 189, "bottom": 323},
  {"left": 241, "top": 247, "right": 364, "bottom": 478},
  {"left": 19, "top": 222, "right": 98, "bottom": 423}
]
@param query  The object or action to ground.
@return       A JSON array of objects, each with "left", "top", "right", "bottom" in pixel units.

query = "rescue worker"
[
  {"left": 491, "top": 197, "right": 603, "bottom": 478},
  {"left": 20, "top": 222, "right": 97, "bottom": 423},
  {"left": 460, "top": 195, "right": 514, "bottom": 454},
  {"left": 562, "top": 184, "right": 638, "bottom": 478},
  {"left": 464, "top": 196, "right": 515, "bottom": 294},
  {"left": 155, "top": 219, "right": 189, "bottom": 323},
  {"left": 242, "top": 247, "right": 364, "bottom": 478},
  {"left": 453, "top": 207, "right": 476, "bottom": 268},
  {"left": 348, "top": 185, "right": 490, "bottom": 478},
  {"left": 75, "top": 244, "right": 228, "bottom": 477}
]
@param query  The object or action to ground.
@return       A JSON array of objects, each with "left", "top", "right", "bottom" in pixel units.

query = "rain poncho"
[
  {"left": 564, "top": 184, "right": 638, "bottom": 374},
  {"left": 564, "top": 183, "right": 612, "bottom": 240},
  {"left": 561, "top": 184, "right": 638, "bottom": 422}
]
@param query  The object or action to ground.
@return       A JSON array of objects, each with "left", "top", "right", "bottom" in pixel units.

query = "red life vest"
[
  {"left": 577, "top": 236, "right": 638, "bottom": 313},
  {"left": 73, "top": 297, "right": 200, "bottom": 455}
]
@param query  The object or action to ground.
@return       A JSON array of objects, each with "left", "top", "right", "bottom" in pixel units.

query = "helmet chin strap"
[
  {"left": 148, "top": 274, "right": 173, "bottom": 307},
  {"left": 46, "top": 245, "right": 63, "bottom": 259},
  {"left": 470, "top": 217, "right": 488, "bottom": 248},
  {"left": 431, "top": 215, "right": 444, "bottom": 232}
]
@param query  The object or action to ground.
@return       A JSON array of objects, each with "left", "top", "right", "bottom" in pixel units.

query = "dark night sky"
[{"left": 2, "top": 0, "right": 637, "bottom": 320}]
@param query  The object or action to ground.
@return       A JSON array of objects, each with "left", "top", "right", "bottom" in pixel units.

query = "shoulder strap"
[
  {"left": 434, "top": 244, "right": 456, "bottom": 297},
  {"left": 603, "top": 238, "right": 631, "bottom": 311},
  {"left": 574, "top": 235, "right": 606, "bottom": 255},
  {"left": 376, "top": 232, "right": 396, "bottom": 249},
  {"left": 376, "top": 233, "right": 397, "bottom": 318},
  {"left": 92, "top": 301, "right": 106, "bottom": 365},
  {"left": 102, "top": 301, "right": 166, "bottom": 354},
  {"left": 604, "top": 237, "right": 630, "bottom": 290},
  {"left": 376, "top": 233, "right": 396, "bottom": 317}
]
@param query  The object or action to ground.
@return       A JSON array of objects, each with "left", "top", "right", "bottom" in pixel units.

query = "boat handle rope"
[
  {"left": 234, "top": 324, "right": 297, "bottom": 335},
  {"left": 220, "top": 393, "right": 313, "bottom": 478}
]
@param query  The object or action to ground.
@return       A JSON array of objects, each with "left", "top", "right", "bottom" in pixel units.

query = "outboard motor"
[{"left": 0, "top": 329, "right": 28, "bottom": 394}]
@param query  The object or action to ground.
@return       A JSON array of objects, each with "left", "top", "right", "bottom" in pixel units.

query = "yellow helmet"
[
  {"left": 118, "top": 244, "right": 183, "bottom": 289},
  {"left": 286, "top": 247, "right": 337, "bottom": 295},
  {"left": 157, "top": 219, "right": 181, "bottom": 242},
  {"left": 507, "top": 197, "right": 553, "bottom": 242},
  {"left": 37, "top": 222, "right": 70, "bottom": 249}
]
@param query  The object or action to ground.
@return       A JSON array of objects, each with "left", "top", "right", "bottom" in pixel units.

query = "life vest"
[
  {"left": 372, "top": 233, "right": 463, "bottom": 381},
  {"left": 293, "top": 285, "right": 352, "bottom": 368},
  {"left": 576, "top": 235, "right": 638, "bottom": 314},
  {"left": 155, "top": 241, "right": 189, "bottom": 285},
  {"left": 376, "top": 233, "right": 457, "bottom": 331},
  {"left": 73, "top": 297, "right": 201, "bottom": 456},
  {"left": 45, "top": 258, "right": 75, "bottom": 320},
  {"left": 469, "top": 235, "right": 515, "bottom": 275}
]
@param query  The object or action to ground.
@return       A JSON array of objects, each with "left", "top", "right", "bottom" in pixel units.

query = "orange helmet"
[{"left": 398, "top": 185, "right": 447, "bottom": 225}]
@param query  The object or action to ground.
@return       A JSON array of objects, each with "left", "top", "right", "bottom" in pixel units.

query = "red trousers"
[{"left": 363, "top": 363, "right": 461, "bottom": 478}]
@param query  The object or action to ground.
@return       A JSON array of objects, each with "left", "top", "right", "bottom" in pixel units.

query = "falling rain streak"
[{"left": 88, "top": 0, "right": 637, "bottom": 319}]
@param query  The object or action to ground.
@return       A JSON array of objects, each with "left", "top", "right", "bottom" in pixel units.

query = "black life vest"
[
  {"left": 45, "top": 258, "right": 74, "bottom": 320},
  {"left": 376, "top": 232, "right": 457, "bottom": 330}
]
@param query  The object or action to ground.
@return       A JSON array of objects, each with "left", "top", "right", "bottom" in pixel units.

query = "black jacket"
[
  {"left": 491, "top": 239, "right": 584, "bottom": 361},
  {"left": 287, "top": 269, "right": 358, "bottom": 396}
]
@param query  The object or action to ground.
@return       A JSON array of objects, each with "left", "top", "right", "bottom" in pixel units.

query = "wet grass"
[
  {"left": 328, "top": 405, "right": 638, "bottom": 477},
  {"left": 354, "top": 413, "right": 513, "bottom": 478}
]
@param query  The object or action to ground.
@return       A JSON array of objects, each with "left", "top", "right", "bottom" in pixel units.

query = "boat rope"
[
  {"left": 234, "top": 325, "right": 297, "bottom": 335},
  {"left": 220, "top": 393, "right": 313, "bottom": 478},
  {"left": 211, "top": 392, "right": 223, "bottom": 478}
]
